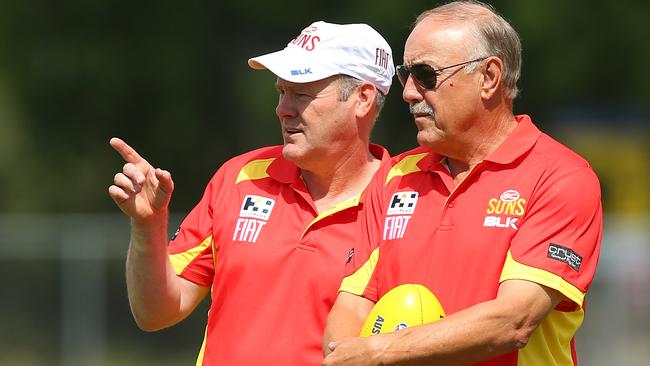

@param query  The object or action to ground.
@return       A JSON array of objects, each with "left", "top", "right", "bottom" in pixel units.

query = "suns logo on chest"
[{"left": 483, "top": 189, "right": 527, "bottom": 230}]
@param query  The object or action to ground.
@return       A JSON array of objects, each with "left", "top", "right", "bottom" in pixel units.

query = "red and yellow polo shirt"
[
  {"left": 341, "top": 115, "right": 602, "bottom": 366},
  {"left": 167, "top": 144, "right": 389, "bottom": 366}
]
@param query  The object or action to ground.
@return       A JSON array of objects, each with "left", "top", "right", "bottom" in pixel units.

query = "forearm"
[
  {"left": 126, "top": 212, "right": 183, "bottom": 330},
  {"left": 324, "top": 292, "right": 375, "bottom": 355},
  {"left": 372, "top": 281, "right": 561, "bottom": 366},
  {"left": 323, "top": 308, "right": 364, "bottom": 355},
  {"left": 374, "top": 301, "right": 523, "bottom": 366}
]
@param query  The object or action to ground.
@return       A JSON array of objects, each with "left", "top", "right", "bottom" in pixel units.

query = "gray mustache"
[{"left": 409, "top": 102, "right": 433, "bottom": 115}]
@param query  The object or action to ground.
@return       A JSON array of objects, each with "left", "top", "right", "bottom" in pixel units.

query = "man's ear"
[
  {"left": 355, "top": 82, "right": 377, "bottom": 118},
  {"left": 480, "top": 56, "right": 503, "bottom": 100}
]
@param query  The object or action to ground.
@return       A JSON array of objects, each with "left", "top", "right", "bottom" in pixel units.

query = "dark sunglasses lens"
[
  {"left": 396, "top": 66, "right": 409, "bottom": 86},
  {"left": 411, "top": 64, "right": 437, "bottom": 89}
]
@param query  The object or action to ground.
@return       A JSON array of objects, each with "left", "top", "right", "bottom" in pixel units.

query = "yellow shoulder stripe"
[
  {"left": 339, "top": 247, "right": 380, "bottom": 295},
  {"left": 385, "top": 153, "right": 428, "bottom": 185},
  {"left": 236, "top": 158, "right": 275, "bottom": 184},
  {"left": 500, "top": 250, "right": 585, "bottom": 307},
  {"left": 168, "top": 235, "right": 213, "bottom": 275}
]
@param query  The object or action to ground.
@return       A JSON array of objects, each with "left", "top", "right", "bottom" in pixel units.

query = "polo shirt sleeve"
[
  {"left": 166, "top": 169, "right": 225, "bottom": 287},
  {"left": 502, "top": 165, "right": 603, "bottom": 309}
]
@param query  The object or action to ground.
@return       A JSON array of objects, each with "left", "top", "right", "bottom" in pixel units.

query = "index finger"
[{"left": 110, "top": 137, "right": 145, "bottom": 164}]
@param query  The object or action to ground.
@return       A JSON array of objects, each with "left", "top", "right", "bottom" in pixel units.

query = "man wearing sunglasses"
[
  {"left": 323, "top": 2, "right": 602, "bottom": 366},
  {"left": 108, "top": 21, "right": 395, "bottom": 365}
]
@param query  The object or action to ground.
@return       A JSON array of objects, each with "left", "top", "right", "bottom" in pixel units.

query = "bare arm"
[
  {"left": 108, "top": 137, "right": 209, "bottom": 331},
  {"left": 323, "top": 291, "right": 375, "bottom": 356},
  {"left": 323, "top": 279, "right": 565, "bottom": 366}
]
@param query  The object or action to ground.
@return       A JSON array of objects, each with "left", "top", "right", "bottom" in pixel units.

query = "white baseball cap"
[{"left": 248, "top": 21, "right": 395, "bottom": 95}]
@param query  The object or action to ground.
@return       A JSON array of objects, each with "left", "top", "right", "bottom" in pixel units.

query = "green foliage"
[{"left": 0, "top": 0, "right": 648, "bottom": 213}]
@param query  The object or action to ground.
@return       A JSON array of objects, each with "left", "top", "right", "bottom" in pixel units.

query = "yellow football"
[{"left": 360, "top": 284, "right": 445, "bottom": 337}]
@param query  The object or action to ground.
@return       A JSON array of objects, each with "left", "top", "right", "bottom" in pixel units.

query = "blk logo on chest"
[{"left": 232, "top": 195, "right": 275, "bottom": 243}]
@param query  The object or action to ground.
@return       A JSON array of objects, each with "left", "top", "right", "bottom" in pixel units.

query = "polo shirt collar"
[
  {"left": 369, "top": 143, "right": 392, "bottom": 167},
  {"left": 419, "top": 114, "right": 542, "bottom": 171},
  {"left": 410, "top": 146, "right": 441, "bottom": 173},
  {"left": 483, "top": 114, "right": 541, "bottom": 164},
  {"left": 265, "top": 143, "right": 391, "bottom": 185},
  {"left": 266, "top": 152, "right": 300, "bottom": 185}
]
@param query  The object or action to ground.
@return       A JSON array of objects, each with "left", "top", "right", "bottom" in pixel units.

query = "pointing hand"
[{"left": 108, "top": 137, "right": 174, "bottom": 222}]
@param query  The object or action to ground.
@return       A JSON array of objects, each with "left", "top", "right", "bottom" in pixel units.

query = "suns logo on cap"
[{"left": 289, "top": 26, "right": 320, "bottom": 51}]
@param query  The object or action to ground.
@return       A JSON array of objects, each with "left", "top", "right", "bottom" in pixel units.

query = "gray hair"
[
  {"left": 335, "top": 75, "right": 387, "bottom": 118},
  {"left": 415, "top": 1, "right": 522, "bottom": 99}
]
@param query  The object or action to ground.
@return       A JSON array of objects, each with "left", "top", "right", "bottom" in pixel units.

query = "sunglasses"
[{"left": 396, "top": 57, "right": 488, "bottom": 90}]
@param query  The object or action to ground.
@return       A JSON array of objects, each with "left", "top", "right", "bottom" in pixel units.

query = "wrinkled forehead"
[{"left": 404, "top": 17, "right": 474, "bottom": 65}]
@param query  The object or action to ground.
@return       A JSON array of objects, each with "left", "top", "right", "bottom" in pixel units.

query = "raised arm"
[{"left": 108, "top": 137, "right": 208, "bottom": 331}]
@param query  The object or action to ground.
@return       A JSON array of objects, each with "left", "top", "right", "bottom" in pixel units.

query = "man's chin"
[
  {"left": 416, "top": 133, "right": 440, "bottom": 150},
  {"left": 282, "top": 145, "right": 303, "bottom": 162}
]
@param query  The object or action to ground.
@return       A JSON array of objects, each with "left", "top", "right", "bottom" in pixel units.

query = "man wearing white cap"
[{"left": 108, "top": 21, "right": 394, "bottom": 365}]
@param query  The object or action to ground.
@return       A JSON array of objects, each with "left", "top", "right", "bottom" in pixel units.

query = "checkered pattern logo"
[
  {"left": 386, "top": 191, "right": 419, "bottom": 215},
  {"left": 239, "top": 195, "right": 275, "bottom": 220}
]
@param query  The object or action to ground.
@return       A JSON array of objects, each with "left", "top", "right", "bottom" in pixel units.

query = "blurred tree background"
[
  {"left": 0, "top": 0, "right": 648, "bottom": 365},
  {"left": 1, "top": 0, "right": 648, "bottom": 214}
]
